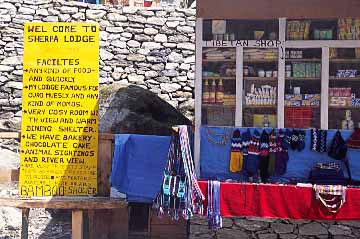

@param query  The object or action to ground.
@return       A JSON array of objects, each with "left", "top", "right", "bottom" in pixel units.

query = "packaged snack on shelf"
[{"left": 253, "top": 114, "right": 277, "bottom": 128}]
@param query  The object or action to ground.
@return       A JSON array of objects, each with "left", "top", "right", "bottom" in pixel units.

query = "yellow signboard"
[{"left": 20, "top": 23, "right": 99, "bottom": 197}]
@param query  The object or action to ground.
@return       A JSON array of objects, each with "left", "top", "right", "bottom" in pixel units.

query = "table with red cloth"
[{"left": 198, "top": 181, "right": 360, "bottom": 220}]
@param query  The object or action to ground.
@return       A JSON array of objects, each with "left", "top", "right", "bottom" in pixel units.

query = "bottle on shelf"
[
  {"left": 208, "top": 80, "right": 216, "bottom": 104},
  {"left": 202, "top": 79, "right": 210, "bottom": 104},
  {"left": 216, "top": 79, "right": 224, "bottom": 104}
]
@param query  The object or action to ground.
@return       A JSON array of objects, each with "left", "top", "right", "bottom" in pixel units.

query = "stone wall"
[
  {"left": 0, "top": 0, "right": 196, "bottom": 132},
  {"left": 190, "top": 216, "right": 360, "bottom": 239}
]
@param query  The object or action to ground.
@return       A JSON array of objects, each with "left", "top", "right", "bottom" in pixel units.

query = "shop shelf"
[
  {"left": 203, "top": 59, "right": 235, "bottom": 62},
  {"left": 285, "top": 58, "right": 321, "bottom": 62},
  {"left": 243, "top": 105, "right": 277, "bottom": 109},
  {"left": 284, "top": 105, "right": 320, "bottom": 108},
  {"left": 202, "top": 104, "right": 235, "bottom": 108},
  {"left": 329, "top": 106, "right": 360, "bottom": 109},
  {"left": 244, "top": 77, "right": 277, "bottom": 81},
  {"left": 243, "top": 59, "right": 277, "bottom": 63},
  {"left": 329, "top": 76, "right": 360, "bottom": 81},
  {"left": 286, "top": 77, "right": 321, "bottom": 81},
  {"left": 203, "top": 77, "right": 236, "bottom": 80},
  {"left": 330, "top": 58, "right": 360, "bottom": 63}
]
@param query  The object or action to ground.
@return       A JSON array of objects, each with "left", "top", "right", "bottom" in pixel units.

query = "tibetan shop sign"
[{"left": 20, "top": 23, "right": 99, "bottom": 197}]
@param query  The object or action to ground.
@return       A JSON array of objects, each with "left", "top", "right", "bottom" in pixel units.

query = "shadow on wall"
[{"left": 99, "top": 85, "right": 191, "bottom": 136}]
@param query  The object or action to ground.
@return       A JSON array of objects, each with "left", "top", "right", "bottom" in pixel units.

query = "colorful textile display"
[
  {"left": 229, "top": 129, "right": 243, "bottom": 173},
  {"left": 156, "top": 126, "right": 204, "bottom": 220},
  {"left": 314, "top": 184, "right": 347, "bottom": 213},
  {"left": 347, "top": 128, "right": 360, "bottom": 149},
  {"left": 328, "top": 131, "right": 347, "bottom": 160},
  {"left": 207, "top": 180, "right": 222, "bottom": 231},
  {"left": 198, "top": 181, "right": 360, "bottom": 220}
]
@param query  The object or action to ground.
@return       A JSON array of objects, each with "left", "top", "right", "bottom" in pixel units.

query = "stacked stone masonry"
[
  {"left": 0, "top": 0, "right": 196, "bottom": 132},
  {"left": 190, "top": 216, "right": 360, "bottom": 239}
]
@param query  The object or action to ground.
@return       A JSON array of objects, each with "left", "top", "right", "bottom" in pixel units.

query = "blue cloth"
[
  {"left": 200, "top": 126, "right": 360, "bottom": 183},
  {"left": 111, "top": 134, "right": 170, "bottom": 203}
]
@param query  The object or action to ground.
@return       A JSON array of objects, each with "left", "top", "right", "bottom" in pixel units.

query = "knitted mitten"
[
  {"left": 268, "top": 129, "right": 277, "bottom": 177},
  {"left": 319, "top": 130, "right": 327, "bottom": 153},
  {"left": 229, "top": 129, "right": 243, "bottom": 173},
  {"left": 290, "top": 129, "right": 299, "bottom": 150},
  {"left": 284, "top": 128, "right": 292, "bottom": 150},
  {"left": 311, "top": 128, "right": 319, "bottom": 152},
  {"left": 297, "top": 130, "right": 306, "bottom": 151},
  {"left": 247, "top": 130, "right": 261, "bottom": 179}
]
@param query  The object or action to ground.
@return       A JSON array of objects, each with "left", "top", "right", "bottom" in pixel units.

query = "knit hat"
[
  {"left": 347, "top": 128, "right": 360, "bottom": 149},
  {"left": 328, "top": 131, "right": 347, "bottom": 160},
  {"left": 229, "top": 129, "right": 243, "bottom": 173}
]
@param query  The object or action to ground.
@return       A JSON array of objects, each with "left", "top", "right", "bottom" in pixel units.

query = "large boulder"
[{"left": 99, "top": 85, "right": 191, "bottom": 135}]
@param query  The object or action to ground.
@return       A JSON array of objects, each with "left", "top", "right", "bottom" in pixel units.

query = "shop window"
[
  {"left": 329, "top": 48, "right": 360, "bottom": 129},
  {"left": 286, "top": 18, "right": 360, "bottom": 40},
  {"left": 202, "top": 47, "right": 236, "bottom": 126},
  {"left": 243, "top": 48, "right": 278, "bottom": 127},
  {"left": 284, "top": 48, "right": 322, "bottom": 128},
  {"left": 203, "top": 19, "right": 279, "bottom": 41}
]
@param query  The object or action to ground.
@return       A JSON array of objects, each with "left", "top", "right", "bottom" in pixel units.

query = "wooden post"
[
  {"left": 21, "top": 208, "right": 30, "bottom": 239},
  {"left": 72, "top": 210, "right": 84, "bottom": 239}
]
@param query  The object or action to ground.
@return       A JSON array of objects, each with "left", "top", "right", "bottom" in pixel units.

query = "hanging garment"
[
  {"left": 267, "top": 129, "right": 277, "bottom": 177},
  {"left": 247, "top": 129, "right": 261, "bottom": 180},
  {"left": 259, "top": 130, "right": 270, "bottom": 182},
  {"left": 229, "top": 129, "right": 243, "bottom": 173},
  {"left": 290, "top": 129, "right": 299, "bottom": 150},
  {"left": 318, "top": 130, "right": 327, "bottom": 153},
  {"left": 328, "top": 131, "right": 347, "bottom": 160},
  {"left": 207, "top": 180, "right": 222, "bottom": 231},
  {"left": 155, "top": 126, "right": 204, "bottom": 220},
  {"left": 314, "top": 184, "right": 347, "bottom": 214},
  {"left": 297, "top": 130, "right": 306, "bottom": 151},
  {"left": 241, "top": 129, "right": 252, "bottom": 174},
  {"left": 311, "top": 129, "right": 327, "bottom": 153},
  {"left": 275, "top": 130, "right": 289, "bottom": 176}
]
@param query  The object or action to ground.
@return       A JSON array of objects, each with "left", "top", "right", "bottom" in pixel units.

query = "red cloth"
[{"left": 198, "top": 181, "right": 360, "bottom": 220}]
